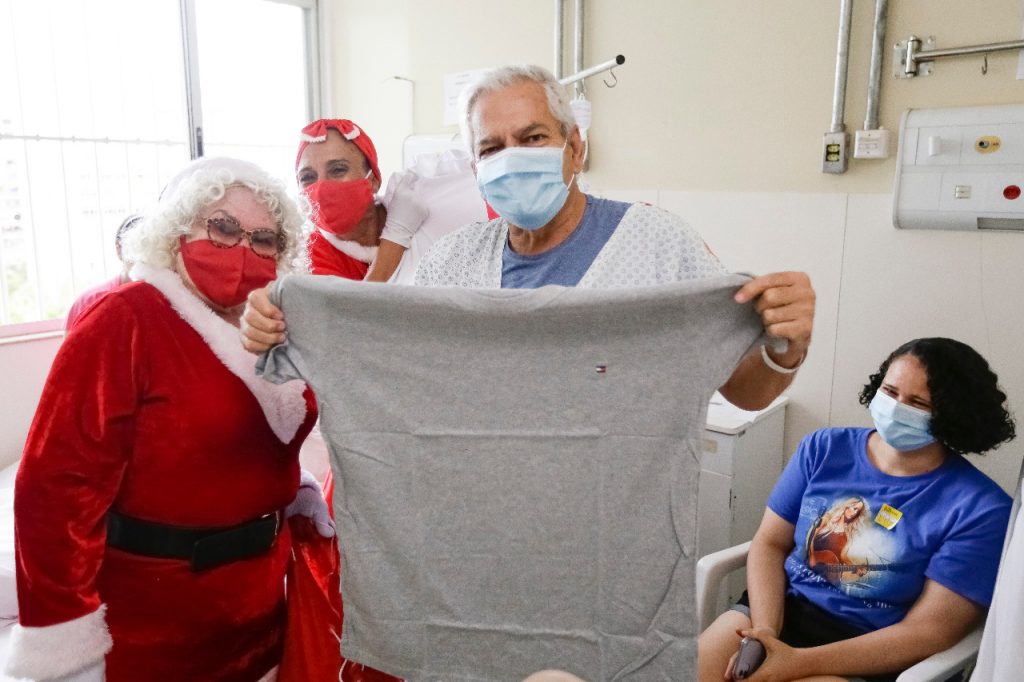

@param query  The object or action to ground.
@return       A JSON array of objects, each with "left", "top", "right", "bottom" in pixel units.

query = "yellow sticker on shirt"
[{"left": 874, "top": 504, "right": 903, "bottom": 530}]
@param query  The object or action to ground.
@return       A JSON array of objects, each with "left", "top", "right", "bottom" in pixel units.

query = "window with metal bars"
[{"left": 0, "top": 0, "right": 319, "bottom": 335}]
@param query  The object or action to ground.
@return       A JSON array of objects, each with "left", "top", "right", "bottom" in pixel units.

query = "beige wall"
[
  {"left": 325, "top": 0, "right": 1024, "bottom": 493},
  {"left": 326, "top": 0, "right": 1024, "bottom": 187}
]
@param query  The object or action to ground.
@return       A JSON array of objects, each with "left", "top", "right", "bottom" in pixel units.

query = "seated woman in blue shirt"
[{"left": 699, "top": 337, "right": 1016, "bottom": 682}]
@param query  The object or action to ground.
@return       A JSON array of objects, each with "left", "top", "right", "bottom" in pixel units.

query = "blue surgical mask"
[
  {"left": 475, "top": 142, "right": 575, "bottom": 230},
  {"left": 869, "top": 390, "right": 936, "bottom": 451}
]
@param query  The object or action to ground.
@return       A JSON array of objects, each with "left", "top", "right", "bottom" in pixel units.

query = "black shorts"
[{"left": 733, "top": 591, "right": 899, "bottom": 682}]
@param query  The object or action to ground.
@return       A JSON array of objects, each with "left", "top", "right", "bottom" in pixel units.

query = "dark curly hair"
[{"left": 858, "top": 337, "right": 1016, "bottom": 455}]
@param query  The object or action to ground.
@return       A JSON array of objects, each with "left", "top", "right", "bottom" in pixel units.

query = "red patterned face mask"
[
  {"left": 178, "top": 236, "right": 277, "bottom": 308},
  {"left": 304, "top": 176, "right": 375, "bottom": 236}
]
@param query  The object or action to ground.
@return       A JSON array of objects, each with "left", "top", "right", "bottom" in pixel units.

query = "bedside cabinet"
[{"left": 698, "top": 393, "right": 789, "bottom": 608}]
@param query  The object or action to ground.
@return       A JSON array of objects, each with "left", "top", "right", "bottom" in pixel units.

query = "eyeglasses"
[{"left": 205, "top": 216, "right": 283, "bottom": 259}]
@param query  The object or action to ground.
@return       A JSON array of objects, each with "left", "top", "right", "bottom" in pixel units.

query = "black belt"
[{"left": 106, "top": 509, "right": 283, "bottom": 572}]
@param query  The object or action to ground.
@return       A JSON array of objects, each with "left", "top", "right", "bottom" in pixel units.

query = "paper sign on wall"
[{"left": 443, "top": 68, "right": 490, "bottom": 126}]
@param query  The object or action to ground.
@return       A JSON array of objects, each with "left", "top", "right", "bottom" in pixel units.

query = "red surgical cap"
[{"left": 296, "top": 118, "right": 381, "bottom": 183}]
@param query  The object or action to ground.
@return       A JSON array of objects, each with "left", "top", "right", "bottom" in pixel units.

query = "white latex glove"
[
  {"left": 285, "top": 469, "right": 335, "bottom": 538},
  {"left": 51, "top": 660, "right": 105, "bottom": 682},
  {"left": 380, "top": 171, "right": 429, "bottom": 248}
]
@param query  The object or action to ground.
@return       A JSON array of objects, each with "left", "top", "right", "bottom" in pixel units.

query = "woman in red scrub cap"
[
  {"left": 293, "top": 122, "right": 408, "bottom": 681},
  {"left": 291, "top": 120, "right": 490, "bottom": 680},
  {"left": 296, "top": 118, "right": 426, "bottom": 283}
]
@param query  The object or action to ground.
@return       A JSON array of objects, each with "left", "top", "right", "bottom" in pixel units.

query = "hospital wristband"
[{"left": 760, "top": 344, "right": 803, "bottom": 374}]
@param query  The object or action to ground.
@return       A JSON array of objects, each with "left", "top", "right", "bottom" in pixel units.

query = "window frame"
[
  {"left": 180, "top": 0, "right": 322, "bottom": 159},
  {"left": 0, "top": 319, "right": 63, "bottom": 341}
]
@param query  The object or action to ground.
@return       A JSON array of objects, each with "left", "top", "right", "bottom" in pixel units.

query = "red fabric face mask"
[
  {"left": 178, "top": 237, "right": 278, "bottom": 308},
  {"left": 304, "top": 178, "right": 375, "bottom": 236}
]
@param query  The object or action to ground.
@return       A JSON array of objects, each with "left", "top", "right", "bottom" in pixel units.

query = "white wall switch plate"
[{"left": 854, "top": 129, "right": 892, "bottom": 159}]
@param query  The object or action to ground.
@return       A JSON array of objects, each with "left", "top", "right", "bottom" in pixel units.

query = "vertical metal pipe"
[
  {"left": 304, "top": 3, "right": 323, "bottom": 121},
  {"left": 554, "top": 0, "right": 564, "bottom": 79},
  {"left": 179, "top": 0, "right": 204, "bottom": 158},
  {"left": 573, "top": 0, "right": 584, "bottom": 96},
  {"left": 864, "top": 0, "right": 888, "bottom": 130},
  {"left": 830, "top": 0, "right": 853, "bottom": 134}
]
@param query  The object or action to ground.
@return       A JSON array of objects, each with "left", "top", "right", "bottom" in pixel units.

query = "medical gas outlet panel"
[{"left": 894, "top": 103, "right": 1024, "bottom": 231}]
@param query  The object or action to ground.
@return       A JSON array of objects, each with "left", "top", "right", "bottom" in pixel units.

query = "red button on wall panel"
[{"left": 1005, "top": 185, "right": 1022, "bottom": 200}]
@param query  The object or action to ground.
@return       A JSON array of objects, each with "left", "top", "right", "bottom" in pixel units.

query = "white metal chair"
[{"left": 695, "top": 541, "right": 982, "bottom": 682}]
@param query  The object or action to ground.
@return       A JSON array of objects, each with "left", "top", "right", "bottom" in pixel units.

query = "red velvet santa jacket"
[
  {"left": 307, "top": 230, "right": 370, "bottom": 279},
  {"left": 8, "top": 264, "right": 315, "bottom": 682}
]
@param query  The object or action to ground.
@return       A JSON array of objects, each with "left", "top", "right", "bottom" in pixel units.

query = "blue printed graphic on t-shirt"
[
  {"left": 501, "top": 195, "right": 630, "bottom": 288},
  {"left": 767, "top": 427, "right": 1011, "bottom": 633}
]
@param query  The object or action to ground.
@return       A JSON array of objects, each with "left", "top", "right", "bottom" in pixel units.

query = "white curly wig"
[{"left": 122, "top": 157, "right": 304, "bottom": 272}]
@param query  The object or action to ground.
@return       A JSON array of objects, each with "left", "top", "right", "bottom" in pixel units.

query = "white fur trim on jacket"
[
  {"left": 6, "top": 606, "right": 112, "bottom": 680},
  {"left": 317, "top": 227, "right": 379, "bottom": 264},
  {"left": 131, "top": 263, "right": 308, "bottom": 444}
]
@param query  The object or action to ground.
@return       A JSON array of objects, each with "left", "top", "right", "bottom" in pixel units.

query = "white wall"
[
  {"left": 617, "top": 189, "right": 1024, "bottom": 493},
  {"left": 325, "top": 0, "right": 1024, "bottom": 492}
]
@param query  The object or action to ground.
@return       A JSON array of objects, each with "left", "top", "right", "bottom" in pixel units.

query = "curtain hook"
[
  {"left": 982, "top": 54, "right": 988, "bottom": 75},
  {"left": 603, "top": 68, "right": 618, "bottom": 88}
]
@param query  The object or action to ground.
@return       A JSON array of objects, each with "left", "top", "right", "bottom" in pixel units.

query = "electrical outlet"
[
  {"left": 822, "top": 131, "right": 850, "bottom": 174},
  {"left": 853, "top": 129, "right": 892, "bottom": 159}
]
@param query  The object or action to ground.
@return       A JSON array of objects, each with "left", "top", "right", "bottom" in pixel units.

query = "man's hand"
[
  {"left": 734, "top": 272, "right": 815, "bottom": 369},
  {"left": 719, "top": 272, "right": 814, "bottom": 409},
  {"left": 241, "top": 285, "right": 286, "bottom": 353}
]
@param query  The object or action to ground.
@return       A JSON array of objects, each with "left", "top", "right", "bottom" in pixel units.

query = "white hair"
[
  {"left": 458, "top": 64, "right": 577, "bottom": 157},
  {"left": 123, "top": 158, "right": 304, "bottom": 273}
]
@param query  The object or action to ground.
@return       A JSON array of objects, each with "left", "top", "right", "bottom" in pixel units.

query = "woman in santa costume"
[
  {"left": 291, "top": 119, "right": 404, "bottom": 682},
  {"left": 7, "top": 157, "right": 330, "bottom": 681}
]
